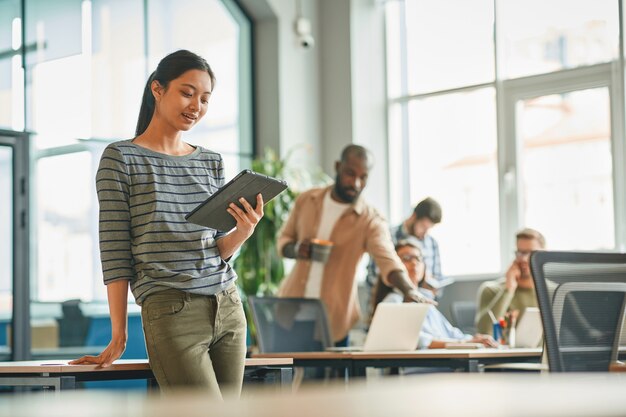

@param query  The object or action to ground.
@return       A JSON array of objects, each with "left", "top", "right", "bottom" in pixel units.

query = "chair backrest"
[
  {"left": 530, "top": 251, "right": 626, "bottom": 372},
  {"left": 58, "top": 299, "right": 91, "bottom": 347},
  {"left": 450, "top": 301, "right": 477, "bottom": 335},
  {"left": 248, "top": 297, "right": 333, "bottom": 353}
]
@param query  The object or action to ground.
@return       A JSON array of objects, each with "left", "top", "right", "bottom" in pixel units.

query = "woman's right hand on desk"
[{"left": 69, "top": 337, "right": 126, "bottom": 368}]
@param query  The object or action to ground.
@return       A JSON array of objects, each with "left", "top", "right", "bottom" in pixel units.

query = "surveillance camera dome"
[
  {"left": 295, "top": 17, "right": 314, "bottom": 49},
  {"left": 300, "top": 34, "right": 315, "bottom": 48}
]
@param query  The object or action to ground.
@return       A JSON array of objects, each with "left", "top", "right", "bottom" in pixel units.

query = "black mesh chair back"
[
  {"left": 248, "top": 297, "right": 333, "bottom": 353},
  {"left": 530, "top": 251, "right": 626, "bottom": 372}
]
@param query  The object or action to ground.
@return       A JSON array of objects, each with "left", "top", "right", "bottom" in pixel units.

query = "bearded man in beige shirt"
[{"left": 277, "top": 145, "right": 431, "bottom": 345}]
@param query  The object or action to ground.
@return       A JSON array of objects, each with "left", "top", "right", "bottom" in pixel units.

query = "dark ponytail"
[
  {"left": 135, "top": 72, "right": 157, "bottom": 136},
  {"left": 134, "top": 50, "right": 216, "bottom": 137}
]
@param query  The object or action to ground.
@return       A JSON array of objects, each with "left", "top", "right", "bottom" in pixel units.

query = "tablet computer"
[{"left": 185, "top": 169, "right": 288, "bottom": 232}]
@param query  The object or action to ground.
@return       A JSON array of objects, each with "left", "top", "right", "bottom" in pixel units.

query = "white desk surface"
[
  {"left": 254, "top": 347, "right": 542, "bottom": 360},
  {"left": 0, "top": 358, "right": 293, "bottom": 374},
  {"left": 349, "top": 347, "right": 542, "bottom": 359}
]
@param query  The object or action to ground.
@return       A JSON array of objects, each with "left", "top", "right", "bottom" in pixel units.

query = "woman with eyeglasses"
[{"left": 371, "top": 240, "right": 496, "bottom": 349}]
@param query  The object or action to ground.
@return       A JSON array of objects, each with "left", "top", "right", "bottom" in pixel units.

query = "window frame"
[
  {"left": 498, "top": 63, "right": 625, "bottom": 265},
  {"left": 386, "top": 0, "right": 626, "bottom": 280}
]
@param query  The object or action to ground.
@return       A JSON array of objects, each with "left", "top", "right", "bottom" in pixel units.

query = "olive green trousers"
[{"left": 141, "top": 286, "right": 247, "bottom": 398}]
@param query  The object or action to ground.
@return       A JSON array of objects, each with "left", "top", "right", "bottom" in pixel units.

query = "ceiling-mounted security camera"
[
  {"left": 294, "top": 0, "right": 314, "bottom": 49},
  {"left": 295, "top": 17, "right": 315, "bottom": 49},
  {"left": 295, "top": 17, "right": 314, "bottom": 49}
]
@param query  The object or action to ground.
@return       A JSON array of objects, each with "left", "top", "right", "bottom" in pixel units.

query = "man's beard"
[{"left": 334, "top": 175, "right": 359, "bottom": 203}]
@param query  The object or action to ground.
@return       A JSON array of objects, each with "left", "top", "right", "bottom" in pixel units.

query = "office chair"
[
  {"left": 530, "top": 251, "right": 626, "bottom": 372},
  {"left": 450, "top": 301, "right": 477, "bottom": 335},
  {"left": 248, "top": 297, "right": 333, "bottom": 353},
  {"left": 58, "top": 299, "right": 91, "bottom": 347}
]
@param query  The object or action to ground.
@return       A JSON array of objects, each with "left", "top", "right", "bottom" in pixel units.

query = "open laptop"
[
  {"left": 514, "top": 307, "right": 543, "bottom": 348},
  {"left": 327, "top": 303, "right": 430, "bottom": 352}
]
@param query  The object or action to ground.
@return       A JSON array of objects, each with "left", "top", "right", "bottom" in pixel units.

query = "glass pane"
[
  {"left": 518, "top": 88, "right": 614, "bottom": 250},
  {"left": 91, "top": 0, "right": 145, "bottom": 139},
  {"left": 25, "top": 0, "right": 82, "bottom": 65},
  {"left": 498, "top": 0, "right": 618, "bottom": 79},
  {"left": 33, "top": 151, "right": 101, "bottom": 302},
  {"left": 0, "top": 146, "right": 13, "bottom": 358},
  {"left": 404, "top": 0, "right": 494, "bottom": 95},
  {"left": 0, "top": 0, "right": 24, "bottom": 131},
  {"left": 29, "top": 54, "right": 93, "bottom": 144},
  {"left": 387, "top": 102, "right": 406, "bottom": 223},
  {"left": 407, "top": 88, "right": 500, "bottom": 275},
  {"left": 24, "top": 0, "right": 83, "bottom": 138},
  {"left": 148, "top": 0, "right": 241, "bottom": 155},
  {"left": 384, "top": 0, "right": 403, "bottom": 99},
  {"left": 25, "top": 0, "right": 144, "bottom": 142},
  {"left": 25, "top": 0, "right": 85, "bottom": 144}
]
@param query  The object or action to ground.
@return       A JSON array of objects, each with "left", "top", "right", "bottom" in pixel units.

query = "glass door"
[
  {"left": 0, "top": 144, "right": 13, "bottom": 360},
  {"left": 0, "top": 132, "right": 29, "bottom": 360}
]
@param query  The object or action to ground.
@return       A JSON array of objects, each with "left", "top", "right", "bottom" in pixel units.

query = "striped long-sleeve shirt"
[{"left": 96, "top": 140, "right": 236, "bottom": 305}]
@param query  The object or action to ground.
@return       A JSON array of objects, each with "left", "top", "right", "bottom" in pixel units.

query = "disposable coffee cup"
[{"left": 310, "top": 239, "right": 334, "bottom": 263}]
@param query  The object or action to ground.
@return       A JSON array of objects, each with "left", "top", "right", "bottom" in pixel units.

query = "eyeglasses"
[
  {"left": 514, "top": 250, "right": 532, "bottom": 259},
  {"left": 400, "top": 254, "right": 423, "bottom": 263}
]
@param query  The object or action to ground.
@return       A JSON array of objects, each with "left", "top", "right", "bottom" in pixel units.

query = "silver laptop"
[
  {"left": 514, "top": 307, "right": 543, "bottom": 348},
  {"left": 328, "top": 303, "right": 430, "bottom": 352}
]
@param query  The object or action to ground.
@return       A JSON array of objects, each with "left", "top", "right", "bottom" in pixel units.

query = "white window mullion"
[{"left": 610, "top": 61, "right": 626, "bottom": 251}]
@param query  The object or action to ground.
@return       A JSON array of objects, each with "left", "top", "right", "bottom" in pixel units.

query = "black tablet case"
[{"left": 185, "top": 169, "right": 288, "bottom": 232}]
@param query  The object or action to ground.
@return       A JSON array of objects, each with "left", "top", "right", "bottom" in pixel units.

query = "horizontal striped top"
[{"left": 96, "top": 140, "right": 236, "bottom": 305}]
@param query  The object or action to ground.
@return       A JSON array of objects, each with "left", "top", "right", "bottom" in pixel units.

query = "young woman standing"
[{"left": 71, "top": 50, "right": 263, "bottom": 398}]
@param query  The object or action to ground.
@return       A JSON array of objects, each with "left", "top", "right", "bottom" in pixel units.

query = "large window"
[
  {"left": 406, "top": 88, "right": 500, "bottom": 276},
  {"left": 20, "top": 0, "right": 253, "bottom": 305},
  {"left": 386, "top": 0, "right": 624, "bottom": 277},
  {"left": 497, "top": 0, "right": 619, "bottom": 79},
  {"left": 517, "top": 87, "right": 614, "bottom": 251}
]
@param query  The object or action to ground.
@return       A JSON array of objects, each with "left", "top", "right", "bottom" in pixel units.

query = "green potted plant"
[{"left": 232, "top": 146, "right": 330, "bottom": 344}]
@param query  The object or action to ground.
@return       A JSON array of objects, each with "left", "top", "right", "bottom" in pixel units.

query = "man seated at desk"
[
  {"left": 475, "top": 228, "right": 546, "bottom": 335},
  {"left": 372, "top": 240, "right": 496, "bottom": 349}
]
